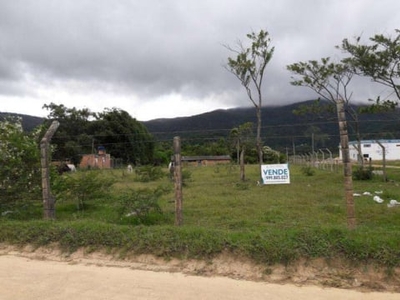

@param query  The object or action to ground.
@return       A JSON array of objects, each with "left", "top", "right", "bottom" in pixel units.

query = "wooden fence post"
[
  {"left": 173, "top": 136, "right": 183, "bottom": 226},
  {"left": 336, "top": 99, "right": 356, "bottom": 230},
  {"left": 41, "top": 121, "right": 60, "bottom": 220},
  {"left": 375, "top": 140, "right": 387, "bottom": 182}
]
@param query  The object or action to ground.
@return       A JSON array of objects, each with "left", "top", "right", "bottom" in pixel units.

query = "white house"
[{"left": 339, "top": 139, "right": 400, "bottom": 161}]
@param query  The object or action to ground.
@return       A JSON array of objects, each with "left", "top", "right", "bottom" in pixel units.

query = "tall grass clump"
[{"left": 117, "top": 186, "right": 169, "bottom": 225}]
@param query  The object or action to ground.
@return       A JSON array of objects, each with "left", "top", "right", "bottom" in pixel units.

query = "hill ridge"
[{"left": 2, "top": 100, "right": 400, "bottom": 151}]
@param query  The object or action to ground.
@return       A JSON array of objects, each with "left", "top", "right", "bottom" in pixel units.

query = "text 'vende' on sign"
[{"left": 261, "top": 164, "right": 290, "bottom": 185}]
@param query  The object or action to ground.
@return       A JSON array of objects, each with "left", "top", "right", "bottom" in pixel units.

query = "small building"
[
  {"left": 180, "top": 155, "right": 231, "bottom": 166},
  {"left": 80, "top": 146, "right": 112, "bottom": 169},
  {"left": 339, "top": 140, "right": 400, "bottom": 161}
]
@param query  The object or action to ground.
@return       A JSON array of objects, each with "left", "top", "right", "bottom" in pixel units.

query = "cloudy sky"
[{"left": 1, "top": 0, "right": 399, "bottom": 121}]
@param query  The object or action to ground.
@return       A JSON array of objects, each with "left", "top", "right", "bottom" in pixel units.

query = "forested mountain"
[
  {"left": 0, "top": 112, "right": 44, "bottom": 131},
  {"left": 2, "top": 100, "right": 400, "bottom": 155},
  {"left": 143, "top": 100, "right": 400, "bottom": 152}
]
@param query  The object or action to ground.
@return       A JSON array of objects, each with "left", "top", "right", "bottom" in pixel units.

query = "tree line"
[{"left": 41, "top": 103, "right": 155, "bottom": 166}]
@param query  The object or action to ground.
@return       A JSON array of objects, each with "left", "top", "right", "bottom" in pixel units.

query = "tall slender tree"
[
  {"left": 225, "top": 30, "right": 274, "bottom": 167},
  {"left": 287, "top": 58, "right": 356, "bottom": 229},
  {"left": 287, "top": 58, "right": 367, "bottom": 165},
  {"left": 229, "top": 122, "right": 254, "bottom": 181}
]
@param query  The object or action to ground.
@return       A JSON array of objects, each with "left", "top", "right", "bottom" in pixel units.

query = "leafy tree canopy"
[
  {"left": 226, "top": 29, "right": 274, "bottom": 165},
  {"left": 43, "top": 103, "right": 154, "bottom": 166},
  {"left": 339, "top": 29, "right": 400, "bottom": 102},
  {"left": 43, "top": 103, "right": 93, "bottom": 164},
  {"left": 0, "top": 117, "right": 42, "bottom": 204},
  {"left": 92, "top": 108, "right": 154, "bottom": 165}
]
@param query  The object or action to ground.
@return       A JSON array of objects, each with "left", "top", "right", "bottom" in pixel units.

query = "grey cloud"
[{"left": 1, "top": 0, "right": 400, "bottom": 118}]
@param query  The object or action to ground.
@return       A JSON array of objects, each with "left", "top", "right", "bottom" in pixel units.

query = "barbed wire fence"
[{"left": 2, "top": 117, "right": 400, "bottom": 227}]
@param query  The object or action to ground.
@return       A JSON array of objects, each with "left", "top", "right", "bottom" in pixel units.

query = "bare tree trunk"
[
  {"left": 173, "top": 136, "right": 183, "bottom": 226},
  {"left": 347, "top": 108, "right": 364, "bottom": 168},
  {"left": 256, "top": 106, "right": 263, "bottom": 168},
  {"left": 41, "top": 121, "right": 60, "bottom": 220},
  {"left": 240, "top": 147, "right": 245, "bottom": 181},
  {"left": 336, "top": 100, "right": 356, "bottom": 230}
]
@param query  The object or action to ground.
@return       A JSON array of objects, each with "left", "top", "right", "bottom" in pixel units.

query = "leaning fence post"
[
  {"left": 173, "top": 136, "right": 183, "bottom": 226},
  {"left": 41, "top": 121, "right": 60, "bottom": 220}
]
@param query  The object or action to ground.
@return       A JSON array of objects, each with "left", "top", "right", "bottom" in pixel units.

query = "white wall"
[{"left": 339, "top": 140, "right": 400, "bottom": 161}]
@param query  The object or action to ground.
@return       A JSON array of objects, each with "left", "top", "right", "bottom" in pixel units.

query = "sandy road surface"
[{"left": 0, "top": 254, "right": 399, "bottom": 300}]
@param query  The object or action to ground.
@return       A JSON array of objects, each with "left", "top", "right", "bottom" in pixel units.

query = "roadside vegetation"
[{"left": 1, "top": 163, "right": 400, "bottom": 271}]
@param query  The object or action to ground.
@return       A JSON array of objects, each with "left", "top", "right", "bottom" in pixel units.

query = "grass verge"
[{"left": 1, "top": 164, "right": 400, "bottom": 271}]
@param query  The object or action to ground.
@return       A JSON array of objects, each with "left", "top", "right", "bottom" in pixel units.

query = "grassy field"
[{"left": 1, "top": 163, "right": 400, "bottom": 269}]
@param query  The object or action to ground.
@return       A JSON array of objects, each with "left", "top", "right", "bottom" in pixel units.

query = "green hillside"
[
  {"left": 143, "top": 101, "right": 400, "bottom": 152},
  {"left": 3, "top": 100, "right": 400, "bottom": 153},
  {"left": 0, "top": 112, "right": 44, "bottom": 131}
]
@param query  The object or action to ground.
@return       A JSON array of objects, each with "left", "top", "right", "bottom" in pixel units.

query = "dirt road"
[{"left": 0, "top": 254, "right": 398, "bottom": 300}]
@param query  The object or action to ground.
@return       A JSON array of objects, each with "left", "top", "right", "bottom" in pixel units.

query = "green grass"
[{"left": 1, "top": 164, "right": 400, "bottom": 269}]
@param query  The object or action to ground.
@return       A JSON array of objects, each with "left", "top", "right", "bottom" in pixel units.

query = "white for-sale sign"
[{"left": 261, "top": 164, "right": 290, "bottom": 184}]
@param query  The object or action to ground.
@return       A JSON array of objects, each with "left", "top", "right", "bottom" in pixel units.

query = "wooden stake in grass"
[
  {"left": 375, "top": 140, "right": 387, "bottom": 182},
  {"left": 173, "top": 136, "right": 183, "bottom": 226},
  {"left": 336, "top": 99, "right": 356, "bottom": 229},
  {"left": 41, "top": 120, "right": 60, "bottom": 220}
]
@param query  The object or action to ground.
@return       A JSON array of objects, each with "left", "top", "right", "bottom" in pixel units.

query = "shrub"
[
  {"left": 263, "top": 146, "right": 284, "bottom": 163},
  {"left": 117, "top": 186, "right": 167, "bottom": 224},
  {"left": 168, "top": 168, "right": 192, "bottom": 186},
  {"left": 301, "top": 165, "right": 315, "bottom": 176},
  {"left": 52, "top": 170, "right": 115, "bottom": 210},
  {"left": 353, "top": 167, "right": 373, "bottom": 180},
  {"left": 0, "top": 117, "right": 41, "bottom": 205},
  {"left": 182, "top": 169, "right": 192, "bottom": 186},
  {"left": 135, "top": 166, "right": 165, "bottom": 182}
]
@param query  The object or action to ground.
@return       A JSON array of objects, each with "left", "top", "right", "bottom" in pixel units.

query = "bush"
[
  {"left": 168, "top": 168, "right": 192, "bottom": 186},
  {"left": 301, "top": 165, "right": 315, "bottom": 176},
  {"left": 135, "top": 166, "right": 165, "bottom": 182},
  {"left": 263, "top": 146, "right": 281, "bottom": 164},
  {"left": 117, "top": 186, "right": 167, "bottom": 224},
  {"left": 182, "top": 169, "right": 192, "bottom": 186},
  {"left": 353, "top": 167, "right": 373, "bottom": 180},
  {"left": 52, "top": 170, "right": 115, "bottom": 210},
  {"left": 0, "top": 117, "right": 41, "bottom": 204}
]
